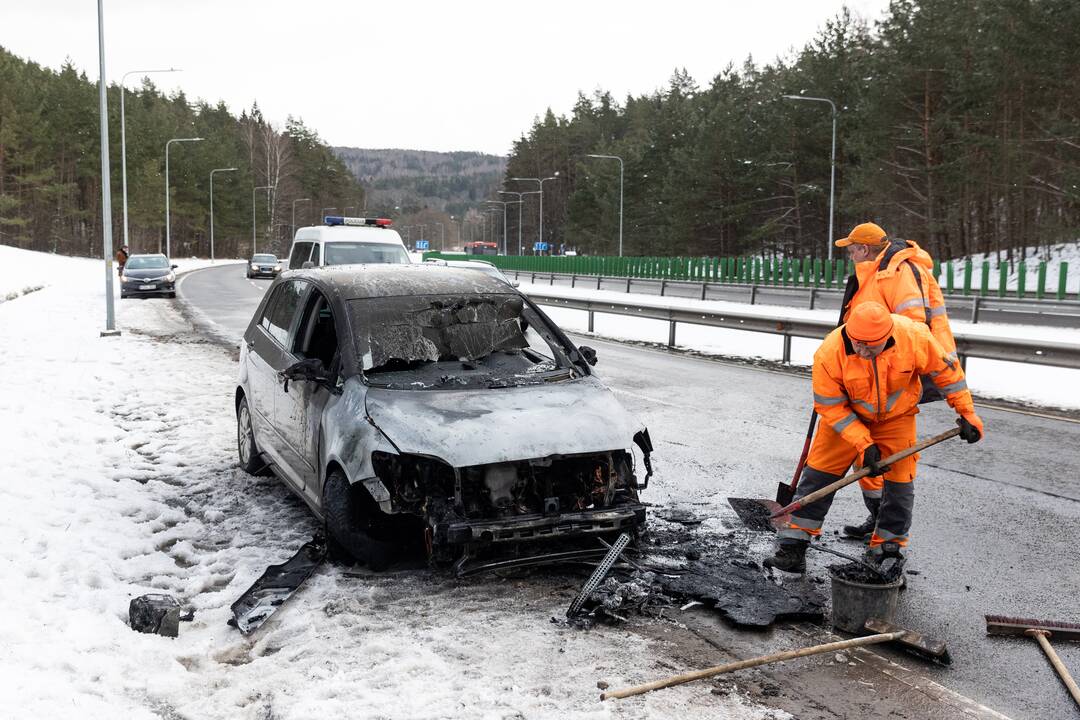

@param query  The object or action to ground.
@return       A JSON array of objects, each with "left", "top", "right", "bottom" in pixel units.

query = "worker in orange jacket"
[
  {"left": 834, "top": 223, "right": 959, "bottom": 540},
  {"left": 763, "top": 302, "right": 984, "bottom": 574}
]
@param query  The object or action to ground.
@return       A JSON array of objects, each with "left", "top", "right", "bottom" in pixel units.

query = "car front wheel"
[
  {"left": 236, "top": 396, "right": 264, "bottom": 475},
  {"left": 323, "top": 469, "right": 413, "bottom": 570}
]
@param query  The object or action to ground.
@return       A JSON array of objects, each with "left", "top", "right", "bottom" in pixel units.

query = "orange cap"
[
  {"left": 846, "top": 302, "right": 894, "bottom": 343},
  {"left": 835, "top": 222, "right": 887, "bottom": 248}
]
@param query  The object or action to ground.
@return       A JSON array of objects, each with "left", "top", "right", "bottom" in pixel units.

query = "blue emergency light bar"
[{"left": 323, "top": 216, "right": 393, "bottom": 227}]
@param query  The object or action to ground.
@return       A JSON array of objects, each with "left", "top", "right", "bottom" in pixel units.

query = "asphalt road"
[{"left": 179, "top": 263, "right": 1080, "bottom": 719}]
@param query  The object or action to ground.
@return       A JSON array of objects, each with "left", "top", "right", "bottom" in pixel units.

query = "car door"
[
  {"left": 278, "top": 288, "right": 338, "bottom": 499},
  {"left": 246, "top": 285, "right": 283, "bottom": 448}
]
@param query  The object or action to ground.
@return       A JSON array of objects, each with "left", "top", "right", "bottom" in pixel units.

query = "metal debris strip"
[
  {"left": 229, "top": 537, "right": 326, "bottom": 634},
  {"left": 567, "top": 533, "right": 631, "bottom": 618},
  {"left": 587, "top": 572, "right": 674, "bottom": 621}
]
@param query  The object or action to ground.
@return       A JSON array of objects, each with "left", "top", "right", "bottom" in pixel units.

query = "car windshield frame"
[
  {"left": 324, "top": 242, "right": 409, "bottom": 266},
  {"left": 346, "top": 291, "right": 580, "bottom": 390},
  {"left": 252, "top": 254, "right": 277, "bottom": 263},
  {"left": 124, "top": 256, "right": 170, "bottom": 270}
]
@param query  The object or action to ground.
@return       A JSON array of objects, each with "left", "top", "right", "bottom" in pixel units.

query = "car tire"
[
  {"left": 120, "top": 293, "right": 128, "bottom": 299},
  {"left": 322, "top": 469, "right": 405, "bottom": 570},
  {"left": 236, "top": 396, "right": 266, "bottom": 475},
  {"left": 167, "top": 291, "right": 176, "bottom": 298}
]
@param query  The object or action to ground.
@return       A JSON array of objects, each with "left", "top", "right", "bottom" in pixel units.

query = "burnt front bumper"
[{"left": 441, "top": 504, "right": 646, "bottom": 546}]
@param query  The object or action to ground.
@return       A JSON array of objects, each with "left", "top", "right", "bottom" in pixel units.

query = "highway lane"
[{"left": 179, "top": 262, "right": 1080, "bottom": 719}]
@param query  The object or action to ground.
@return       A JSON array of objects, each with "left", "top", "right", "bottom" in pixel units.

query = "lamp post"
[
  {"left": 165, "top": 136, "right": 203, "bottom": 258},
  {"left": 417, "top": 224, "right": 426, "bottom": 245},
  {"left": 510, "top": 174, "right": 558, "bottom": 252},
  {"left": 485, "top": 200, "right": 514, "bottom": 254},
  {"left": 584, "top": 154, "right": 624, "bottom": 256},
  {"left": 434, "top": 222, "right": 445, "bottom": 251},
  {"left": 96, "top": 0, "right": 119, "bottom": 336},
  {"left": 120, "top": 67, "right": 179, "bottom": 251},
  {"left": 252, "top": 185, "right": 273, "bottom": 256},
  {"left": 292, "top": 198, "right": 310, "bottom": 239},
  {"left": 209, "top": 167, "right": 237, "bottom": 262},
  {"left": 484, "top": 209, "right": 500, "bottom": 247},
  {"left": 782, "top": 94, "right": 837, "bottom": 261}
]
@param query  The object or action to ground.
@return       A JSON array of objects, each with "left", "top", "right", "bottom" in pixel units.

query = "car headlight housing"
[
  {"left": 166, "top": 272, "right": 176, "bottom": 282},
  {"left": 121, "top": 274, "right": 131, "bottom": 283}
]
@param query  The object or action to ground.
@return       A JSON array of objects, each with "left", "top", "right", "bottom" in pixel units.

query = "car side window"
[
  {"left": 266, "top": 280, "right": 307, "bottom": 347},
  {"left": 259, "top": 286, "right": 280, "bottom": 332},
  {"left": 294, "top": 291, "right": 339, "bottom": 369},
  {"left": 289, "top": 242, "right": 313, "bottom": 270},
  {"left": 309, "top": 244, "right": 321, "bottom": 266}
]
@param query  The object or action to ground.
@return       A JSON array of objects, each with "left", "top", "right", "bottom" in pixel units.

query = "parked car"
[
  {"left": 235, "top": 264, "right": 652, "bottom": 571},
  {"left": 287, "top": 216, "right": 410, "bottom": 270},
  {"left": 120, "top": 254, "right": 177, "bottom": 298},
  {"left": 423, "top": 258, "right": 519, "bottom": 287},
  {"left": 247, "top": 253, "right": 281, "bottom": 279}
]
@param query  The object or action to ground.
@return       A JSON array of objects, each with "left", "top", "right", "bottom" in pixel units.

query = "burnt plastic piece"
[
  {"left": 129, "top": 593, "right": 181, "bottom": 638},
  {"left": 229, "top": 536, "right": 326, "bottom": 634}
]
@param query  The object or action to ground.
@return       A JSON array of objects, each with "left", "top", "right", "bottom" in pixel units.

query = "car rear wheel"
[
  {"left": 323, "top": 469, "right": 413, "bottom": 570},
  {"left": 236, "top": 396, "right": 265, "bottom": 475}
]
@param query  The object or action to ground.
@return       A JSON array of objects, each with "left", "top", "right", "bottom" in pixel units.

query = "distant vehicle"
[
  {"left": 120, "top": 254, "right": 178, "bottom": 299},
  {"left": 424, "top": 258, "right": 519, "bottom": 288},
  {"left": 463, "top": 241, "right": 498, "bottom": 256},
  {"left": 235, "top": 264, "right": 652, "bottom": 572},
  {"left": 247, "top": 253, "right": 281, "bottom": 279},
  {"left": 287, "top": 216, "right": 410, "bottom": 270}
]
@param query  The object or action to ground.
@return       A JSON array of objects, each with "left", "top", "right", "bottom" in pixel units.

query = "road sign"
[
  {"left": 416, "top": 240, "right": 430, "bottom": 250},
  {"left": 533, "top": 242, "right": 550, "bottom": 252}
]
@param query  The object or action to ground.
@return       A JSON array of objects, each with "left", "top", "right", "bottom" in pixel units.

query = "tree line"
[
  {"left": 504, "top": 0, "right": 1080, "bottom": 261},
  {"left": 0, "top": 46, "right": 365, "bottom": 260}
]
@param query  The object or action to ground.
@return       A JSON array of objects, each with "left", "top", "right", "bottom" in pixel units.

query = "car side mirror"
[
  {"left": 578, "top": 345, "right": 597, "bottom": 366},
  {"left": 281, "top": 357, "right": 331, "bottom": 392},
  {"left": 171, "top": 264, "right": 178, "bottom": 269},
  {"left": 301, "top": 261, "right": 315, "bottom": 269},
  {"left": 512, "top": 281, "right": 520, "bottom": 288}
]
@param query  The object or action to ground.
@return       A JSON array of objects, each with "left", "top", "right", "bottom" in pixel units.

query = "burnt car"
[
  {"left": 120, "top": 254, "right": 178, "bottom": 298},
  {"left": 235, "top": 264, "right": 652, "bottom": 572},
  {"left": 247, "top": 253, "right": 281, "bottom": 279}
]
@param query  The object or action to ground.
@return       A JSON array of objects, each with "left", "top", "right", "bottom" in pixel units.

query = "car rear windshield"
[
  {"left": 348, "top": 293, "right": 578, "bottom": 389},
  {"left": 125, "top": 256, "right": 169, "bottom": 269},
  {"left": 253, "top": 254, "right": 277, "bottom": 263},
  {"left": 325, "top": 242, "right": 409, "bottom": 266}
]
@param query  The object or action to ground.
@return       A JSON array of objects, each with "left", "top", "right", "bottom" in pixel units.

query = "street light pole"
[
  {"left": 96, "top": 0, "right": 119, "bottom": 336},
  {"left": 120, "top": 67, "right": 179, "bottom": 251},
  {"left": 585, "top": 154, "right": 624, "bottom": 256},
  {"left": 484, "top": 200, "right": 512, "bottom": 254},
  {"left": 209, "top": 167, "right": 237, "bottom": 262},
  {"left": 782, "top": 94, "right": 837, "bottom": 261},
  {"left": 292, "top": 198, "right": 310, "bottom": 239},
  {"left": 164, "top": 137, "right": 203, "bottom": 258},
  {"left": 252, "top": 185, "right": 273, "bottom": 256},
  {"left": 510, "top": 175, "right": 558, "bottom": 252},
  {"left": 498, "top": 190, "right": 531, "bottom": 255}
]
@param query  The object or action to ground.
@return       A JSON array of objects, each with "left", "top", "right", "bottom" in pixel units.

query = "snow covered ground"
[
  {"left": 945, "top": 240, "right": 1080, "bottom": 295},
  {"left": 520, "top": 282, "right": 1080, "bottom": 411},
  {"left": 0, "top": 245, "right": 785, "bottom": 719}
]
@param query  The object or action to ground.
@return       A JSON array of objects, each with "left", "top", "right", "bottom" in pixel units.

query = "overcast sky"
[{"left": 3, "top": 0, "right": 889, "bottom": 156}]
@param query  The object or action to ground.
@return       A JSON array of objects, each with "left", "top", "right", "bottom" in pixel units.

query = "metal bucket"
[{"left": 829, "top": 567, "right": 903, "bottom": 634}]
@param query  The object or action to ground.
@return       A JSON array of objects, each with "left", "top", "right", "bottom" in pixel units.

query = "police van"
[{"left": 287, "top": 216, "right": 410, "bottom": 270}]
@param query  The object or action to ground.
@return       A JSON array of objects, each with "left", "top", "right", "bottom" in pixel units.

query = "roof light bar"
[{"left": 323, "top": 216, "right": 393, "bottom": 228}]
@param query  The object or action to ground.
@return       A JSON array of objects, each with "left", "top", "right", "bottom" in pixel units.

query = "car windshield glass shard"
[
  {"left": 350, "top": 293, "right": 573, "bottom": 389},
  {"left": 125, "top": 256, "right": 169, "bottom": 269},
  {"left": 324, "top": 242, "right": 409, "bottom": 266},
  {"left": 253, "top": 254, "right": 277, "bottom": 263}
]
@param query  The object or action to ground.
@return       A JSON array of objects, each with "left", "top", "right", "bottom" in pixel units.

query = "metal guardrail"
[
  {"left": 529, "top": 291, "right": 1080, "bottom": 370},
  {"left": 510, "top": 270, "right": 1080, "bottom": 329}
]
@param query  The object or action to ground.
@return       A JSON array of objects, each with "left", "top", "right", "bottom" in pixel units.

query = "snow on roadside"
[
  {"left": 944, "top": 240, "right": 1080, "bottom": 295},
  {"left": 523, "top": 282, "right": 1080, "bottom": 411},
  {"left": 0, "top": 245, "right": 784, "bottom": 720}
]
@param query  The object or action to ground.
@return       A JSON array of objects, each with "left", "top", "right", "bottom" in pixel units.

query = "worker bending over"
[
  {"left": 834, "top": 222, "right": 959, "bottom": 540},
  {"left": 764, "top": 301, "right": 984, "bottom": 574}
]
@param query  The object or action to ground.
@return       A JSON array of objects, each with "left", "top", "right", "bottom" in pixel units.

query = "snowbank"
[
  {"left": 943, "top": 240, "right": 1080, "bottom": 295},
  {"left": 0, "top": 243, "right": 783, "bottom": 719}
]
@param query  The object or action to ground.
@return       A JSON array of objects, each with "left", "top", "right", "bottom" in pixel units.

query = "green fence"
[{"left": 423, "top": 253, "right": 1079, "bottom": 300}]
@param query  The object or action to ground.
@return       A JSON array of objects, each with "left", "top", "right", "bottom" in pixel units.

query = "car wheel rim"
[{"left": 238, "top": 402, "right": 253, "bottom": 464}]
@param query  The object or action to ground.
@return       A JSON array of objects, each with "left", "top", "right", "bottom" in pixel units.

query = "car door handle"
[{"left": 245, "top": 339, "right": 254, "bottom": 350}]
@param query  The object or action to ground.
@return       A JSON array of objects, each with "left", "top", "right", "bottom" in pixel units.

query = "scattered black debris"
[
  {"left": 229, "top": 536, "right": 326, "bottom": 634},
  {"left": 726, "top": 497, "right": 776, "bottom": 532},
  {"left": 129, "top": 593, "right": 181, "bottom": 637},
  {"left": 656, "top": 508, "right": 705, "bottom": 526},
  {"left": 829, "top": 561, "right": 891, "bottom": 585},
  {"left": 179, "top": 608, "right": 196, "bottom": 622},
  {"left": 596, "top": 681, "right": 610, "bottom": 690},
  {"left": 906, "top": 569, "right": 921, "bottom": 576},
  {"left": 585, "top": 573, "right": 673, "bottom": 621}
]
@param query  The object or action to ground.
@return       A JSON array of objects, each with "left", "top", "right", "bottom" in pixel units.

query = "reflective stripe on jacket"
[
  {"left": 812, "top": 314, "right": 974, "bottom": 451},
  {"left": 842, "top": 240, "right": 957, "bottom": 358}
]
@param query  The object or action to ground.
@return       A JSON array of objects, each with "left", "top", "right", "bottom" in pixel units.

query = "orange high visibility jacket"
[
  {"left": 842, "top": 240, "right": 957, "bottom": 358},
  {"left": 812, "top": 314, "right": 974, "bottom": 452}
]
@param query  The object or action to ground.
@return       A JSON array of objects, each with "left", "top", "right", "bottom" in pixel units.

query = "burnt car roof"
[{"left": 282, "top": 264, "right": 517, "bottom": 300}]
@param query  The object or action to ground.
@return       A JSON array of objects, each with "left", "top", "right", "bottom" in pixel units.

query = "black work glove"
[
  {"left": 862, "top": 444, "right": 890, "bottom": 476},
  {"left": 957, "top": 414, "right": 983, "bottom": 444}
]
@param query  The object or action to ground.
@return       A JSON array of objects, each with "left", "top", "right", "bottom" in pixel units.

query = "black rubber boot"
[
  {"left": 763, "top": 540, "right": 808, "bottom": 574},
  {"left": 842, "top": 498, "right": 880, "bottom": 541}
]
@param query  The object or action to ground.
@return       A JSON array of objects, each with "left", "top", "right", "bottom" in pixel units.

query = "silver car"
[{"left": 235, "top": 264, "right": 653, "bottom": 571}]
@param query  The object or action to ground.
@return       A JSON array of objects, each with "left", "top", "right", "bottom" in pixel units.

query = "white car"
[
  {"left": 287, "top": 216, "right": 410, "bottom": 270},
  {"left": 424, "top": 258, "right": 519, "bottom": 287}
]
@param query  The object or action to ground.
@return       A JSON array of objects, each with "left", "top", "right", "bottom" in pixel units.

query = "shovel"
[
  {"left": 729, "top": 427, "right": 961, "bottom": 533},
  {"left": 776, "top": 411, "right": 817, "bottom": 506}
]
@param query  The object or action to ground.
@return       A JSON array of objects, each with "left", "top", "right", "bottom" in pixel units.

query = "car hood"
[
  {"left": 123, "top": 267, "right": 171, "bottom": 279},
  {"left": 364, "top": 376, "right": 643, "bottom": 467}
]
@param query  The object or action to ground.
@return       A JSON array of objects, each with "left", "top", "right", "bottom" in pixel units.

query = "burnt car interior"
[{"left": 352, "top": 293, "right": 580, "bottom": 390}]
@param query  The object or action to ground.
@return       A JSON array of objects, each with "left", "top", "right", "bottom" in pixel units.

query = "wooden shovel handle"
[
  {"left": 772, "top": 427, "right": 961, "bottom": 518},
  {"left": 601, "top": 631, "right": 906, "bottom": 701}
]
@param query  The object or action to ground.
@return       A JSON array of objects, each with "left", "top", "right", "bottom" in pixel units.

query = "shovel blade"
[
  {"left": 728, "top": 497, "right": 790, "bottom": 533},
  {"left": 864, "top": 618, "right": 951, "bottom": 665},
  {"left": 775, "top": 481, "right": 795, "bottom": 506}
]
